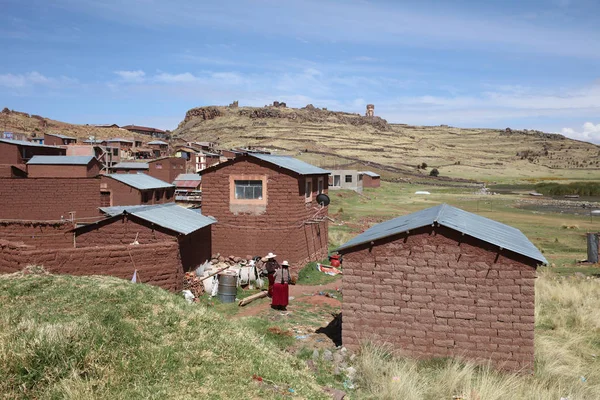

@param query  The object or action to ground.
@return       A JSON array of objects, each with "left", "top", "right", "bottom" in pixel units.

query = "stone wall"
[{"left": 340, "top": 226, "right": 536, "bottom": 371}]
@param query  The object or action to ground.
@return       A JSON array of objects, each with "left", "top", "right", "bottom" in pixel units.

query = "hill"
[
  {"left": 173, "top": 105, "right": 600, "bottom": 183},
  {"left": 0, "top": 271, "right": 327, "bottom": 399},
  {"left": 0, "top": 108, "right": 147, "bottom": 142}
]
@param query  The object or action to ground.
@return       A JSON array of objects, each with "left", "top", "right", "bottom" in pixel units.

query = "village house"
[
  {"left": 175, "top": 145, "right": 221, "bottom": 172},
  {"left": 44, "top": 133, "right": 77, "bottom": 146},
  {"left": 106, "top": 138, "right": 134, "bottom": 159},
  {"left": 66, "top": 144, "right": 120, "bottom": 170},
  {"left": 147, "top": 140, "right": 169, "bottom": 158},
  {"left": 26, "top": 155, "right": 101, "bottom": 178},
  {"left": 221, "top": 149, "right": 246, "bottom": 160},
  {"left": 74, "top": 203, "right": 215, "bottom": 272},
  {"left": 360, "top": 171, "right": 381, "bottom": 188},
  {"left": 109, "top": 161, "right": 149, "bottom": 174},
  {"left": 328, "top": 170, "right": 363, "bottom": 192},
  {"left": 0, "top": 138, "right": 66, "bottom": 177},
  {"left": 122, "top": 124, "right": 167, "bottom": 138},
  {"left": 147, "top": 157, "right": 185, "bottom": 184},
  {"left": 337, "top": 204, "right": 546, "bottom": 371},
  {"left": 173, "top": 173, "right": 202, "bottom": 203},
  {"left": 100, "top": 173, "right": 175, "bottom": 207},
  {"left": 200, "top": 153, "right": 330, "bottom": 268}
]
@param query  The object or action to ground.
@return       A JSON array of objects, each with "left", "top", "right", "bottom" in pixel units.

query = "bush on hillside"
[{"left": 429, "top": 168, "right": 439, "bottom": 177}]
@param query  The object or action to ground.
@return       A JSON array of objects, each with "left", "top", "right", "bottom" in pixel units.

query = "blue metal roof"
[
  {"left": 0, "top": 138, "right": 62, "bottom": 149},
  {"left": 174, "top": 173, "right": 201, "bottom": 181},
  {"left": 111, "top": 162, "right": 149, "bottom": 169},
  {"left": 105, "top": 173, "right": 174, "bottom": 190},
  {"left": 361, "top": 171, "right": 380, "bottom": 178},
  {"left": 250, "top": 153, "right": 330, "bottom": 175},
  {"left": 337, "top": 204, "right": 547, "bottom": 264},
  {"left": 148, "top": 140, "right": 168, "bottom": 145},
  {"left": 27, "top": 155, "right": 95, "bottom": 165},
  {"left": 99, "top": 203, "right": 215, "bottom": 235}
]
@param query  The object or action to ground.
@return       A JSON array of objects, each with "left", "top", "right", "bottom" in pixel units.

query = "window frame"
[
  {"left": 305, "top": 179, "right": 313, "bottom": 202},
  {"left": 345, "top": 175, "right": 353, "bottom": 183},
  {"left": 317, "top": 177, "right": 324, "bottom": 194},
  {"left": 229, "top": 175, "right": 267, "bottom": 205}
]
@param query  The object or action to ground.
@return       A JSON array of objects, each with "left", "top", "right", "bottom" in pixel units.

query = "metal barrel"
[{"left": 217, "top": 273, "right": 237, "bottom": 303}]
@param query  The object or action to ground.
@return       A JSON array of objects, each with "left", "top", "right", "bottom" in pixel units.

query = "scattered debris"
[
  {"left": 316, "top": 263, "right": 342, "bottom": 276},
  {"left": 322, "top": 386, "right": 346, "bottom": 400},
  {"left": 182, "top": 290, "right": 195, "bottom": 304},
  {"left": 183, "top": 271, "right": 205, "bottom": 298},
  {"left": 414, "top": 191, "right": 430, "bottom": 195}
]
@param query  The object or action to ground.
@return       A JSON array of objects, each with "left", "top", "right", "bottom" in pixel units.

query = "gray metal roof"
[
  {"left": 99, "top": 203, "right": 215, "bottom": 235},
  {"left": 0, "top": 138, "right": 62, "bottom": 149},
  {"left": 46, "top": 132, "right": 76, "bottom": 140},
  {"left": 105, "top": 173, "right": 174, "bottom": 190},
  {"left": 27, "top": 155, "right": 95, "bottom": 165},
  {"left": 148, "top": 140, "right": 168, "bottom": 145},
  {"left": 337, "top": 204, "right": 547, "bottom": 264},
  {"left": 174, "top": 173, "right": 201, "bottom": 181},
  {"left": 361, "top": 171, "right": 380, "bottom": 178},
  {"left": 107, "top": 138, "right": 134, "bottom": 143},
  {"left": 250, "top": 153, "right": 330, "bottom": 175},
  {"left": 111, "top": 162, "right": 149, "bottom": 169}
]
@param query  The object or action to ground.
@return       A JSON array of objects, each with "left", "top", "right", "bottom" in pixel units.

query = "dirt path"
[{"left": 235, "top": 280, "right": 342, "bottom": 318}]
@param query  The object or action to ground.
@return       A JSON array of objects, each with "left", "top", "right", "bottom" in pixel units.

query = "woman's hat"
[
  {"left": 266, "top": 252, "right": 277, "bottom": 259},
  {"left": 282, "top": 261, "right": 289, "bottom": 267}
]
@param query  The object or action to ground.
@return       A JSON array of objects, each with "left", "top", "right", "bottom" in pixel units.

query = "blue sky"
[{"left": 1, "top": 0, "right": 600, "bottom": 143}]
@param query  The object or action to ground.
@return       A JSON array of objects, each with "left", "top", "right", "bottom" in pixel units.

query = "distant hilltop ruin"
[{"left": 177, "top": 103, "right": 390, "bottom": 131}]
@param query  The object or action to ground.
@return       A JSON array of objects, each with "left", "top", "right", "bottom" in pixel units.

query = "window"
[
  {"left": 358, "top": 174, "right": 363, "bottom": 181},
  {"left": 334, "top": 175, "right": 340, "bottom": 186},
  {"left": 155, "top": 189, "right": 161, "bottom": 201},
  {"left": 345, "top": 175, "right": 353, "bottom": 183},
  {"left": 112, "top": 148, "right": 118, "bottom": 156},
  {"left": 142, "top": 191, "right": 150, "bottom": 203},
  {"left": 173, "top": 164, "right": 177, "bottom": 169},
  {"left": 155, "top": 163, "right": 163, "bottom": 169},
  {"left": 318, "top": 178, "right": 324, "bottom": 194},
  {"left": 100, "top": 191, "right": 111, "bottom": 207},
  {"left": 166, "top": 189, "right": 173, "bottom": 199},
  {"left": 305, "top": 180, "right": 312, "bottom": 201},
  {"left": 234, "top": 180, "right": 263, "bottom": 200}
]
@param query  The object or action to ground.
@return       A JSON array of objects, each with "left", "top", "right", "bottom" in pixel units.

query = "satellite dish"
[{"left": 316, "top": 193, "right": 330, "bottom": 206}]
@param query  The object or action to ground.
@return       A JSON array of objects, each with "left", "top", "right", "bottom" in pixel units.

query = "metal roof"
[
  {"left": 361, "top": 171, "right": 380, "bottom": 178},
  {"left": 46, "top": 132, "right": 76, "bottom": 140},
  {"left": 111, "top": 162, "right": 149, "bottom": 169},
  {"left": 147, "top": 140, "right": 168, "bottom": 145},
  {"left": 249, "top": 153, "right": 330, "bottom": 175},
  {"left": 337, "top": 204, "right": 547, "bottom": 264},
  {"left": 99, "top": 203, "right": 215, "bottom": 235},
  {"left": 27, "top": 155, "right": 95, "bottom": 165},
  {"left": 0, "top": 138, "right": 62, "bottom": 149},
  {"left": 105, "top": 173, "right": 174, "bottom": 190},
  {"left": 107, "top": 138, "right": 134, "bottom": 143},
  {"left": 174, "top": 173, "right": 201, "bottom": 181}
]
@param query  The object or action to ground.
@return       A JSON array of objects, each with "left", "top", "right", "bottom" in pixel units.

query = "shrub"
[{"left": 429, "top": 168, "right": 439, "bottom": 177}]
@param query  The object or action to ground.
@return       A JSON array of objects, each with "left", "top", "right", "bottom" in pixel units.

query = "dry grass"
[{"left": 353, "top": 270, "right": 600, "bottom": 399}]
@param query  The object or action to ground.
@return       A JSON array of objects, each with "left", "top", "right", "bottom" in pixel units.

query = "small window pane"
[
  {"left": 345, "top": 175, "right": 352, "bottom": 183},
  {"left": 234, "top": 180, "right": 263, "bottom": 200}
]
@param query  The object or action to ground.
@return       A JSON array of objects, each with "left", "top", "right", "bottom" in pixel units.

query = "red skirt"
[
  {"left": 271, "top": 283, "right": 289, "bottom": 307},
  {"left": 267, "top": 274, "right": 275, "bottom": 297}
]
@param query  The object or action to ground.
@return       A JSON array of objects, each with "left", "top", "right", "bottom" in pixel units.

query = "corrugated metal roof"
[
  {"left": 174, "top": 173, "right": 201, "bottom": 181},
  {"left": 337, "top": 204, "right": 547, "bottom": 264},
  {"left": 148, "top": 140, "right": 168, "bottom": 145},
  {"left": 27, "top": 155, "right": 95, "bottom": 165},
  {"left": 111, "top": 162, "right": 149, "bottom": 169},
  {"left": 107, "top": 138, "right": 134, "bottom": 143},
  {"left": 105, "top": 173, "right": 174, "bottom": 190},
  {"left": 99, "top": 203, "right": 215, "bottom": 235},
  {"left": 0, "top": 138, "right": 62, "bottom": 149},
  {"left": 250, "top": 153, "right": 330, "bottom": 175},
  {"left": 361, "top": 171, "right": 380, "bottom": 178},
  {"left": 46, "top": 132, "right": 76, "bottom": 140}
]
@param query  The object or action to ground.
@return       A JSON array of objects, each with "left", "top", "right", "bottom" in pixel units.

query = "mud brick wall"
[
  {"left": 27, "top": 163, "right": 100, "bottom": 178},
  {"left": 178, "top": 227, "right": 212, "bottom": 272},
  {"left": 201, "top": 158, "right": 328, "bottom": 269},
  {"left": 148, "top": 157, "right": 186, "bottom": 184},
  {"left": 0, "top": 164, "right": 27, "bottom": 178},
  {"left": 0, "top": 220, "right": 74, "bottom": 249},
  {"left": 100, "top": 176, "right": 175, "bottom": 207},
  {"left": 0, "top": 240, "right": 26, "bottom": 273},
  {"left": 362, "top": 175, "right": 380, "bottom": 188},
  {"left": 21, "top": 242, "right": 183, "bottom": 291},
  {"left": 341, "top": 226, "right": 537, "bottom": 371},
  {"left": 0, "top": 178, "right": 101, "bottom": 221}
]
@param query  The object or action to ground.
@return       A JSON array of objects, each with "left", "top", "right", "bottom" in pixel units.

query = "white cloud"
[
  {"left": 561, "top": 122, "right": 600, "bottom": 144},
  {"left": 0, "top": 71, "right": 76, "bottom": 88},
  {"left": 114, "top": 70, "right": 145, "bottom": 82},
  {"left": 154, "top": 72, "right": 198, "bottom": 83}
]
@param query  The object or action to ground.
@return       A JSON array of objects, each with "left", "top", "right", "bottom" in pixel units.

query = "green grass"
[
  {"left": 0, "top": 273, "right": 327, "bottom": 399},
  {"left": 296, "top": 260, "right": 341, "bottom": 286}
]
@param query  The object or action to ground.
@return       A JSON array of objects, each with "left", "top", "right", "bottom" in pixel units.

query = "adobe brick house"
[
  {"left": 75, "top": 203, "right": 215, "bottom": 271},
  {"left": 0, "top": 138, "right": 66, "bottom": 165},
  {"left": 44, "top": 133, "right": 77, "bottom": 146},
  {"left": 147, "top": 140, "right": 169, "bottom": 158},
  {"left": 361, "top": 171, "right": 381, "bottom": 188},
  {"left": 200, "top": 153, "right": 330, "bottom": 268},
  {"left": 101, "top": 173, "right": 175, "bottom": 207},
  {"left": 27, "top": 155, "right": 100, "bottom": 178},
  {"left": 106, "top": 138, "right": 134, "bottom": 159},
  {"left": 109, "top": 162, "right": 149, "bottom": 174},
  {"left": 338, "top": 204, "right": 546, "bottom": 371},
  {"left": 121, "top": 124, "right": 167, "bottom": 138},
  {"left": 147, "top": 157, "right": 185, "bottom": 184}
]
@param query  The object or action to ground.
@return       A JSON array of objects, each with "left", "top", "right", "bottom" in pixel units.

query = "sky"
[{"left": 1, "top": 0, "right": 600, "bottom": 144}]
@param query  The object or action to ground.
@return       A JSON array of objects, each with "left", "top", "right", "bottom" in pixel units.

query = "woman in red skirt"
[{"left": 271, "top": 261, "right": 292, "bottom": 310}]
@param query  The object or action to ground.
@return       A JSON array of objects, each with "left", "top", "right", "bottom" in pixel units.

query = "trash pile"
[{"left": 182, "top": 271, "right": 204, "bottom": 297}]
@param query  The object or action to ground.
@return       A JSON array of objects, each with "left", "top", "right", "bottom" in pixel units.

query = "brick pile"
[{"left": 341, "top": 226, "right": 536, "bottom": 371}]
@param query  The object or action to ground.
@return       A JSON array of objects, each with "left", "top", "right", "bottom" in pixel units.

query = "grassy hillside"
[
  {"left": 173, "top": 105, "right": 600, "bottom": 183},
  {"left": 0, "top": 271, "right": 326, "bottom": 399},
  {"left": 0, "top": 108, "right": 147, "bottom": 142}
]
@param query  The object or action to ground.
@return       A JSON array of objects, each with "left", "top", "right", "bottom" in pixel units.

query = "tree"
[
  {"left": 429, "top": 168, "right": 439, "bottom": 177},
  {"left": 421, "top": 162, "right": 428, "bottom": 169}
]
